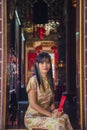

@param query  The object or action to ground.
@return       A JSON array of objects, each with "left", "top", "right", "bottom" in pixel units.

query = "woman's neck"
[{"left": 41, "top": 73, "right": 47, "bottom": 78}]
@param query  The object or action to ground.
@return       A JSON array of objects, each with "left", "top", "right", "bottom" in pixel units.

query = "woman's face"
[{"left": 38, "top": 58, "right": 51, "bottom": 75}]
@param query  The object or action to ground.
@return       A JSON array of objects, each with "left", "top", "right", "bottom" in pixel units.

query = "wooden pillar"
[
  {"left": 82, "top": 0, "right": 87, "bottom": 129},
  {"left": 0, "top": 0, "right": 7, "bottom": 129}
]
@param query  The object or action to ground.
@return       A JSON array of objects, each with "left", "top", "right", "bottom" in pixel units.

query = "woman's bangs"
[{"left": 40, "top": 57, "right": 50, "bottom": 63}]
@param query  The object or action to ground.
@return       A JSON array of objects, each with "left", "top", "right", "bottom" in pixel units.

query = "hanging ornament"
[{"left": 36, "top": 24, "right": 45, "bottom": 39}]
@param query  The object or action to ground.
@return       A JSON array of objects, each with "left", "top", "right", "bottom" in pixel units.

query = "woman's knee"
[{"left": 62, "top": 113, "right": 69, "bottom": 118}]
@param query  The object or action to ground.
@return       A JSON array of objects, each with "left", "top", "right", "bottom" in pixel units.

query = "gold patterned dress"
[{"left": 24, "top": 76, "right": 73, "bottom": 130}]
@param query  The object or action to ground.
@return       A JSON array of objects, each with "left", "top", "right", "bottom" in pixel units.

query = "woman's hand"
[
  {"left": 51, "top": 110, "right": 58, "bottom": 118},
  {"left": 57, "top": 108, "right": 63, "bottom": 117},
  {"left": 51, "top": 108, "right": 63, "bottom": 118}
]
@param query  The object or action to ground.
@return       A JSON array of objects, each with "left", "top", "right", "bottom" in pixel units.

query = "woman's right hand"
[
  {"left": 51, "top": 109, "right": 58, "bottom": 118},
  {"left": 51, "top": 111, "right": 58, "bottom": 118}
]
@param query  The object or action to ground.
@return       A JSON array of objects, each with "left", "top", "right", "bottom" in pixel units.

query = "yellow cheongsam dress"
[{"left": 24, "top": 75, "right": 73, "bottom": 130}]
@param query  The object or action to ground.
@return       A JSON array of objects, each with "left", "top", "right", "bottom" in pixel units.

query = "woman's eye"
[
  {"left": 46, "top": 61, "right": 50, "bottom": 64},
  {"left": 40, "top": 60, "right": 50, "bottom": 64}
]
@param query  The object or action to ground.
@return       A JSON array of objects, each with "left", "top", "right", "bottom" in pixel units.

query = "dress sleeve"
[{"left": 26, "top": 76, "right": 37, "bottom": 93}]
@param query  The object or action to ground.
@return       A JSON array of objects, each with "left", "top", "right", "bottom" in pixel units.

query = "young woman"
[{"left": 24, "top": 52, "right": 73, "bottom": 130}]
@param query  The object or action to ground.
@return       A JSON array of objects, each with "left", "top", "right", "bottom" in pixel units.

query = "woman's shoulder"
[
  {"left": 30, "top": 75, "right": 37, "bottom": 80},
  {"left": 29, "top": 75, "right": 37, "bottom": 83},
  {"left": 26, "top": 75, "right": 37, "bottom": 92}
]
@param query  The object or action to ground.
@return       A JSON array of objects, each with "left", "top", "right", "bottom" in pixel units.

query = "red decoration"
[
  {"left": 37, "top": 26, "right": 45, "bottom": 39},
  {"left": 51, "top": 46, "right": 58, "bottom": 63},
  {"left": 58, "top": 95, "right": 66, "bottom": 111},
  {"left": 28, "top": 52, "right": 37, "bottom": 70},
  {"left": 35, "top": 45, "right": 42, "bottom": 54}
]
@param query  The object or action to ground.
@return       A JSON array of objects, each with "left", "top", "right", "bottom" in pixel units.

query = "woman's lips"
[{"left": 42, "top": 68, "right": 48, "bottom": 70}]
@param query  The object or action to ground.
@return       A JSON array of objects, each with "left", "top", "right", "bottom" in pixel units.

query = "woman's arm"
[
  {"left": 50, "top": 102, "right": 55, "bottom": 112},
  {"left": 29, "top": 89, "right": 52, "bottom": 117},
  {"left": 49, "top": 97, "right": 64, "bottom": 117}
]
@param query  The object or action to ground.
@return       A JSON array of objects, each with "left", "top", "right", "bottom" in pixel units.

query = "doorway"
[{"left": 5, "top": 0, "right": 80, "bottom": 129}]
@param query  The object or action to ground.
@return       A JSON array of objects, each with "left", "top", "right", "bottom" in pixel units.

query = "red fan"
[{"left": 58, "top": 95, "right": 66, "bottom": 111}]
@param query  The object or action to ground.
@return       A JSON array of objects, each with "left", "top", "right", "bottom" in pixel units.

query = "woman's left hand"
[
  {"left": 57, "top": 108, "right": 64, "bottom": 117},
  {"left": 52, "top": 108, "right": 63, "bottom": 117}
]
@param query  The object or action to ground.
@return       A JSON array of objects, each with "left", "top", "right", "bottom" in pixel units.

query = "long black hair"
[{"left": 34, "top": 52, "right": 55, "bottom": 94}]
